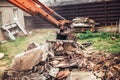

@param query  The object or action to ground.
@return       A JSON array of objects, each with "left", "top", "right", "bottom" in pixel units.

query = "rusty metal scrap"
[{"left": 2, "top": 41, "right": 120, "bottom": 80}]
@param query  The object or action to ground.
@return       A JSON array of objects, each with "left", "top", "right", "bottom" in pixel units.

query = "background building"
[
  {"left": 0, "top": 0, "right": 25, "bottom": 41},
  {"left": 0, "top": 0, "right": 25, "bottom": 28}
]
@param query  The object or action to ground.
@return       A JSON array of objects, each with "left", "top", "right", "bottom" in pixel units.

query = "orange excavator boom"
[
  {"left": 8, "top": 0, "right": 68, "bottom": 28},
  {"left": 8, "top": 0, "right": 76, "bottom": 40}
]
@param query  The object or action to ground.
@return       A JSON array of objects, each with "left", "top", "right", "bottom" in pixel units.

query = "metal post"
[
  {"left": 119, "top": 19, "right": 120, "bottom": 33},
  {"left": 104, "top": 1, "right": 107, "bottom": 26}
]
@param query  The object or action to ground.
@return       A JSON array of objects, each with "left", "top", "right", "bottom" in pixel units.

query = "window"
[{"left": 13, "top": 8, "right": 18, "bottom": 20}]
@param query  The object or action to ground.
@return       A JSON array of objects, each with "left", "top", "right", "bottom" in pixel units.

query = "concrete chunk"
[
  {"left": 10, "top": 43, "right": 49, "bottom": 71},
  {"left": 0, "top": 53, "right": 4, "bottom": 59},
  {"left": 49, "top": 68, "right": 59, "bottom": 77},
  {"left": 69, "top": 71, "right": 101, "bottom": 80}
]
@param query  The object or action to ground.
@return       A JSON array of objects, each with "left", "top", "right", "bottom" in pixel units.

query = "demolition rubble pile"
[{"left": 2, "top": 40, "right": 120, "bottom": 80}]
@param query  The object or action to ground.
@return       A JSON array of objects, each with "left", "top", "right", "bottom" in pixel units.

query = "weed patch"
[{"left": 77, "top": 31, "right": 120, "bottom": 54}]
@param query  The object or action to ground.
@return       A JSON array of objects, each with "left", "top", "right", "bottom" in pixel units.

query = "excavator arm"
[
  {"left": 8, "top": 0, "right": 76, "bottom": 40},
  {"left": 8, "top": 0, "right": 70, "bottom": 29}
]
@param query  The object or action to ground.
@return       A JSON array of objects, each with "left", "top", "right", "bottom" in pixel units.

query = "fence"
[
  {"left": 51, "top": 0, "right": 120, "bottom": 26},
  {"left": 25, "top": 0, "right": 120, "bottom": 28}
]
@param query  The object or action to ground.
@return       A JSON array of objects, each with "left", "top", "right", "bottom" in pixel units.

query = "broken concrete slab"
[
  {"left": 0, "top": 53, "right": 4, "bottom": 59},
  {"left": 2, "top": 21, "right": 27, "bottom": 40},
  {"left": 10, "top": 47, "right": 43, "bottom": 71},
  {"left": 10, "top": 43, "right": 49, "bottom": 71},
  {"left": 49, "top": 68, "right": 59, "bottom": 77},
  {"left": 0, "top": 40, "right": 7, "bottom": 44},
  {"left": 27, "top": 42, "right": 39, "bottom": 50},
  {"left": 69, "top": 71, "right": 101, "bottom": 80}
]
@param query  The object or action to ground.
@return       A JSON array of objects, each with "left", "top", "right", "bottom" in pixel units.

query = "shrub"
[
  {"left": 100, "top": 32, "right": 108, "bottom": 38},
  {"left": 78, "top": 30, "right": 94, "bottom": 39},
  {"left": 77, "top": 31, "right": 110, "bottom": 40}
]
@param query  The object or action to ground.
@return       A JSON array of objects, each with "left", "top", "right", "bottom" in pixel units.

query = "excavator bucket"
[{"left": 56, "top": 30, "right": 77, "bottom": 41}]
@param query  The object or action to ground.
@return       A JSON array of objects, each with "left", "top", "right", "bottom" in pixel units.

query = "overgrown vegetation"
[{"left": 77, "top": 31, "right": 120, "bottom": 54}]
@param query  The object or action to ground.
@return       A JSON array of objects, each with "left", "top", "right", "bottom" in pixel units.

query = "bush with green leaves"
[
  {"left": 77, "top": 31, "right": 110, "bottom": 40},
  {"left": 100, "top": 32, "right": 108, "bottom": 38},
  {"left": 77, "top": 30, "right": 93, "bottom": 39}
]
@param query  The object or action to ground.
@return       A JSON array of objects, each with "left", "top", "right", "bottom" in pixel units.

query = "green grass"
[
  {"left": 0, "top": 29, "right": 56, "bottom": 67},
  {"left": 77, "top": 31, "right": 120, "bottom": 54}
]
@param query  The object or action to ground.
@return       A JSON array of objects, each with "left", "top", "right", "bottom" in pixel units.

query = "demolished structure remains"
[
  {"left": 0, "top": 0, "right": 120, "bottom": 80},
  {"left": 0, "top": 0, "right": 26, "bottom": 41},
  {"left": 2, "top": 41, "right": 120, "bottom": 80}
]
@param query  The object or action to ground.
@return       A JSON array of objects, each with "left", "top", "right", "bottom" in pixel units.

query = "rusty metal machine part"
[{"left": 72, "top": 17, "right": 98, "bottom": 32}]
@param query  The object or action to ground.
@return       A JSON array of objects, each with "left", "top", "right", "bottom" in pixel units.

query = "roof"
[
  {"left": 0, "top": 0, "right": 14, "bottom": 7},
  {"left": 52, "top": 0, "right": 111, "bottom": 6}
]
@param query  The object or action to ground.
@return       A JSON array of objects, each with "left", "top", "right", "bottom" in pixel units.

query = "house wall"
[
  {"left": 0, "top": 0, "right": 25, "bottom": 41},
  {"left": 0, "top": 1, "right": 25, "bottom": 28}
]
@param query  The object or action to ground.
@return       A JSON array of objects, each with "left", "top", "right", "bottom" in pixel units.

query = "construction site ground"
[
  {"left": 0, "top": 29, "right": 120, "bottom": 80},
  {"left": 0, "top": 29, "right": 57, "bottom": 76}
]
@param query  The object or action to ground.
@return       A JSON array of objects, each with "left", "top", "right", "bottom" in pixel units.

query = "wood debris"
[{"left": 2, "top": 40, "right": 120, "bottom": 80}]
